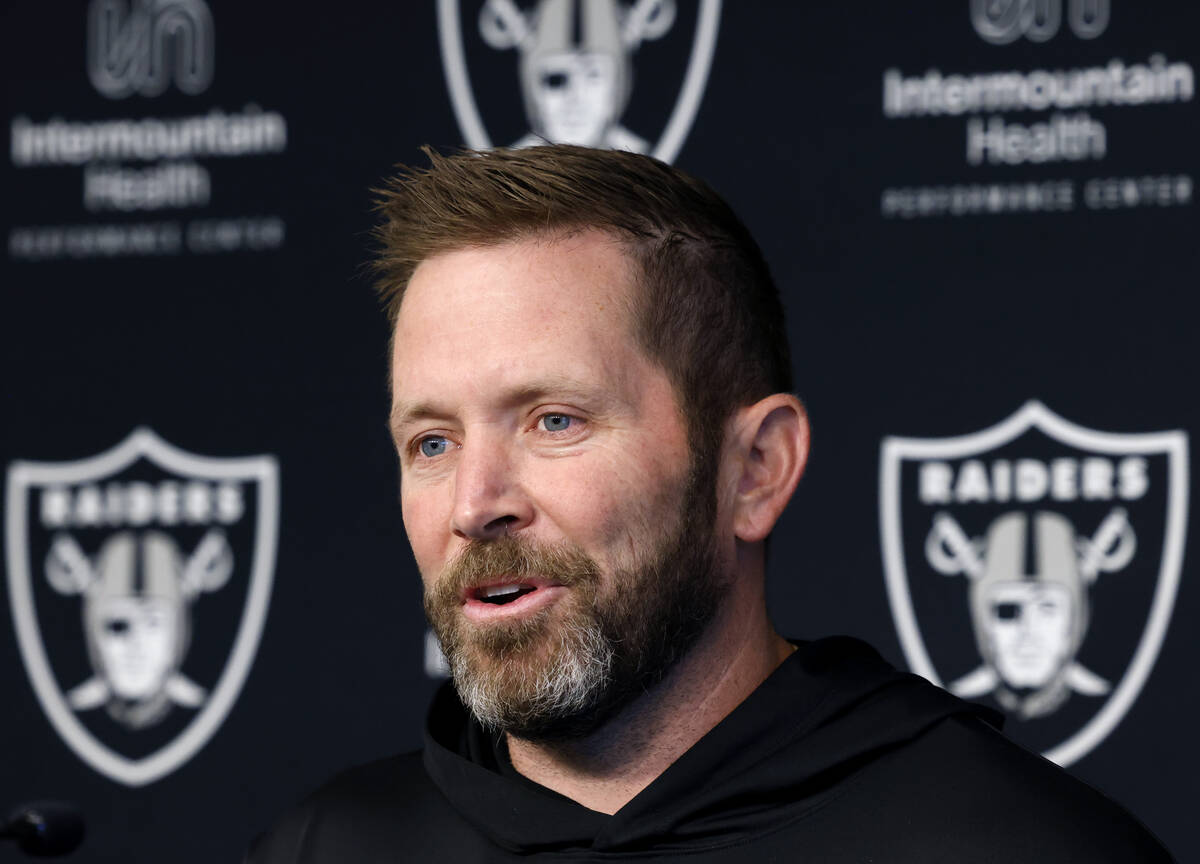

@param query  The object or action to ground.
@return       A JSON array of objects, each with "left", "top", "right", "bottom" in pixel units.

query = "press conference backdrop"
[{"left": 2, "top": 1, "right": 1196, "bottom": 860}]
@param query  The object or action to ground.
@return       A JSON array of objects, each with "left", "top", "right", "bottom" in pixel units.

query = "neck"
[{"left": 505, "top": 573, "right": 792, "bottom": 815}]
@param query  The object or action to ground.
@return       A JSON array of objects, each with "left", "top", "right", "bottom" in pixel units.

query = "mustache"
[{"left": 425, "top": 535, "right": 601, "bottom": 610}]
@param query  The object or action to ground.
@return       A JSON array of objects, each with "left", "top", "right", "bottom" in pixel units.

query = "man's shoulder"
[
  {"left": 833, "top": 713, "right": 1173, "bottom": 861},
  {"left": 305, "top": 749, "right": 432, "bottom": 810},
  {"left": 245, "top": 751, "right": 454, "bottom": 863}
]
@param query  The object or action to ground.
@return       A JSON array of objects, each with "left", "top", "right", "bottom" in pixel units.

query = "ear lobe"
[{"left": 731, "top": 395, "right": 810, "bottom": 543}]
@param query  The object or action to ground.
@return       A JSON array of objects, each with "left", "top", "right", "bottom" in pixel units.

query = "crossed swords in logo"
[{"left": 925, "top": 507, "right": 1135, "bottom": 700}]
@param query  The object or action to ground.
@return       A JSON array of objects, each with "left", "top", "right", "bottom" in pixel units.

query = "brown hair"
[{"left": 372, "top": 145, "right": 792, "bottom": 461}]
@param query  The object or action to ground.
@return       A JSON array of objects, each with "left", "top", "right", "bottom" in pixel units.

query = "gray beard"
[
  {"left": 451, "top": 611, "right": 616, "bottom": 738},
  {"left": 423, "top": 456, "right": 723, "bottom": 742}
]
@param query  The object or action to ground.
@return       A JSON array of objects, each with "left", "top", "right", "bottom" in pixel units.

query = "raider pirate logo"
[
  {"left": 880, "top": 402, "right": 1187, "bottom": 766},
  {"left": 437, "top": 0, "right": 721, "bottom": 162},
  {"left": 5, "top": 429, "right": 278, "bottom": 786}
]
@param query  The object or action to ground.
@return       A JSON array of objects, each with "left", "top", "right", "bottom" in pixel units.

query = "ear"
[{"left": 727, "top": 394, "right": 810, "bottom": 543}]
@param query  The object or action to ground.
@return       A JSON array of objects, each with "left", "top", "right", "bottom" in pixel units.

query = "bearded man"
[{"left": 247, "top": 146, "right": 1171, "bottom": 862}]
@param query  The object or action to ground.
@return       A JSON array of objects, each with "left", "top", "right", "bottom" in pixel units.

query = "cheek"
[
  {"left": 400, "top": 485, "right": 449, "bottom": 581},
  {"left": 533, "top": 459, "right": 613, "bottom": 523},
  {"left": 539, "top": 446, "right": 685, "bottom": 563}
]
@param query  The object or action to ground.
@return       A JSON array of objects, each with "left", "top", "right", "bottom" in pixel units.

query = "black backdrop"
[{"left": 3, "top": 2, "right": 1197, "bottom": 861}]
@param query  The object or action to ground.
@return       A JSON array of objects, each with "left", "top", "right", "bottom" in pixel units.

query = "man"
[{"left": 248, "top": 146, "right": 1171, "bottom": 861}]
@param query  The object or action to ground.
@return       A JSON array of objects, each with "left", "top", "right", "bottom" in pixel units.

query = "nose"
[{"left": 449, "top": 435, "right": 533, "bottom": 540}]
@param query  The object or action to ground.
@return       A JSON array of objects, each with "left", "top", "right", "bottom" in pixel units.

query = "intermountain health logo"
[
  {"left": 437, "top": 0, "right": 721, "bottom": 162},
  {"left": 88, "top": 0, "right": 215, "bottom": 99},
  {"left": 880, "top": 402, "right": 1187, "bottom": 766},
  {"left": 970, "top": 0, "right": 1109, "bottom": 45},
  {"left": 5, "top": 429, "right": 278, "bottom": 786}
]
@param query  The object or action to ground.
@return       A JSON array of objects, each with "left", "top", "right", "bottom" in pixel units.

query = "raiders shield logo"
[
  {"left": 437, "top": 0, "right": 721, "bottom": 162},
  {"left": 880, "top": 402, "right": 1187, "bottom": 766},
  {"left": 5, "top": 428, "right": 279, "bottom": 786}
]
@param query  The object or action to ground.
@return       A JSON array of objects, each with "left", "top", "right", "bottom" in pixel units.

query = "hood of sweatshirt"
[{"left": 422, "top": 636, "right": 997, "bottom": 856}]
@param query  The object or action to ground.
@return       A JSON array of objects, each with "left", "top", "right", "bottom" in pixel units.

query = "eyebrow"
[
  {"left": 388, "top": 401, "right": 449, "bottom": 436},
  {"left": 389, "top": 376, "right": 622, "bottom": 436}
]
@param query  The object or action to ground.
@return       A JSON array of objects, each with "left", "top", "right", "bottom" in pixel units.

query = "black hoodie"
[{"left": 247, "top": 637, "right": 1172, "bottom": 862}]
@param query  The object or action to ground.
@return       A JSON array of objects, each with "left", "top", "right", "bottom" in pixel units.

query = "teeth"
[{"left": 480, "top": 584, "right": 525, "bottom": 598}]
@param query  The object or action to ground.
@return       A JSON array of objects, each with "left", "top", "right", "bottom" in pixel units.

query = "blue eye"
[
  {"left": 540, "top": 414, "right": 572, "bottom": 432},
  {"left": 418, "top": 436, "right": 449, "bottom": 458}
]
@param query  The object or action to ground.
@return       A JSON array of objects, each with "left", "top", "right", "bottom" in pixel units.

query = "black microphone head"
[{"left": 2, "top": 801, "right": 85, "bottom": 858}]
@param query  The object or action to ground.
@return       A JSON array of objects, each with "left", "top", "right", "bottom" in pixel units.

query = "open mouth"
[
  {"left": 471, "top": 584, "right": 538, "bottom": 605},
  {"left": 460, "top": 579, "right": 567, "bottom": 621}
]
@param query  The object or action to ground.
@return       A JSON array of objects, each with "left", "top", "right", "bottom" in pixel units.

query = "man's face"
[{"left": 390, "top": 231, "right": 726, "bottom": 738}]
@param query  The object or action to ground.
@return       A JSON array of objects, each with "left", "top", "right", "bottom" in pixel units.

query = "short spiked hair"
[{"left": 372, "top": 145, "right": 792, "bottom": 459}]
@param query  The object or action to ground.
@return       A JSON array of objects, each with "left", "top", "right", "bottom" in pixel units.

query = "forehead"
[{"left": 391, "top": 231, "right": 655, "bottom": 405}]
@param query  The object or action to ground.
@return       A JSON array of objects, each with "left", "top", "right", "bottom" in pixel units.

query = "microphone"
[{"left": 0, "top": 801, "right": 84, "bottom": 857}]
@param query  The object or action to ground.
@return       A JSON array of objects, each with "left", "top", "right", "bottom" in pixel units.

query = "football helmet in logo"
[
  {"left": 926, "top": 508, "right": 1134, "bottom": 717},
  {"left": 439, "top": 0, "right": 719, "bottom": 163},
  {"left": 46, "top": 529, "right": 233, "bottom": 729},
  {"left": 481, "top": 0, "right": 673, "bottom": 149}
]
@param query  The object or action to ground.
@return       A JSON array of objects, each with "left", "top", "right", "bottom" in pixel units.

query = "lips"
[
  {"left": 460, "top": 578, "right": 567, "bottom": 622},
  {"left": 474, "top": 584, "right": 537, "bottom": 604}
]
